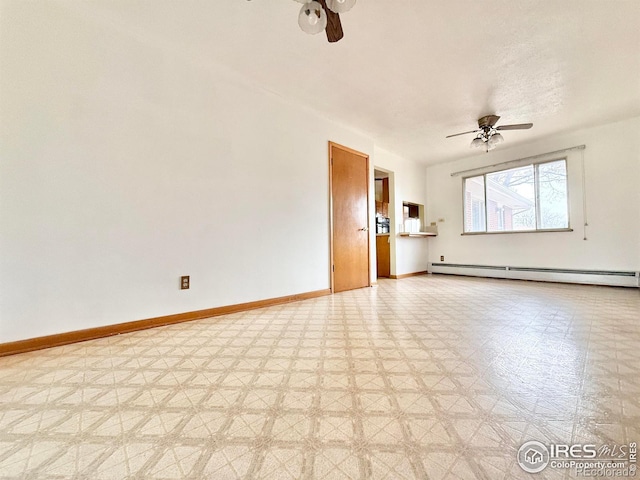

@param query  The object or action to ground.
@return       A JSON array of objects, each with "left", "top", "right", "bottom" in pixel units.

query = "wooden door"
[{"left": 330, "top": 142, "right": 370, "bottom": 292}]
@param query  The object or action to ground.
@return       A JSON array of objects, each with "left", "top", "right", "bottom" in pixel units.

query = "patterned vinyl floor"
[{"left": 0, "top": 275, "right": 639, "bottom": 479}]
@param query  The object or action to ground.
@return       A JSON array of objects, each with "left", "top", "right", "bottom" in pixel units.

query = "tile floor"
[{"left": 0, "top": 275, "right": 639, "bottom": 479}]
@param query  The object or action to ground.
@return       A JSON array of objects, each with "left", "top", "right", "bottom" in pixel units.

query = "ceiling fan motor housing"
[{"left": 478, "top": 115, "right": 500, "bottom": 129}]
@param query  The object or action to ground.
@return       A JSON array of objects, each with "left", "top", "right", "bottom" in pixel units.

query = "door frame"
[
  {"left": 328, "top": 141, "right": 371, "bottom": 293},
  {"left": 374, "top": 166, "right": 396, "bottom": 278}
]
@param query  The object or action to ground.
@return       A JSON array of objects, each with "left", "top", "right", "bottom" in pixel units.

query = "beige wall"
[{"left": 0, "top": 2, "right": 376, "bottom": 342}]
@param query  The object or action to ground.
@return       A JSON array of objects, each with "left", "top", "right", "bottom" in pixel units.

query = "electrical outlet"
[
  {"left": 440, "top": 256, "right": 445, "bottom": 262},
  {"left": 180, "top": 276, "right": 190, "bottom": 289},
  {"left": 438, "top": 218, "right": 445, "bottom": 223},
  {"left": 430, "top": 222, "right": 436, "bottom": 226}
]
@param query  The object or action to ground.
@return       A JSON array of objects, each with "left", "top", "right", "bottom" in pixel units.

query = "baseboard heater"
[{"left": 429, "top": 263, "right": 640, "bottom": 288}]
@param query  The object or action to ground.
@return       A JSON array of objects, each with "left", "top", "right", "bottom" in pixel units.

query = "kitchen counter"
[{"left": 398, "top": 231, "right": 437, "bottom": 237}]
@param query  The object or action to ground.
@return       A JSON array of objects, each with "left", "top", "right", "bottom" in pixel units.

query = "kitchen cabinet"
[
  {"left": 375, "top": 178, "right": 389, "bottom": 203},
  {"left": 376, "top": 234, "right": 390, "bottom": 278},
  {"left": 381, "top": 178, "right": 389, "bottom": 203},
  {"left": 375, "top": 178, "right": 390, "bottom": 218}
]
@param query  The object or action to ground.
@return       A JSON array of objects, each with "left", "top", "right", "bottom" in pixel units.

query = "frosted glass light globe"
[
  {"left": 326, "top": 0, "right": 356, "bottom": 13},
  {"left": 491, "top": 132, "right": 504, "bottom": 144},
  {"left": 298, "top": 1, "right": 327, "bottom": 35},
  {"left": 470, "top": 137, "right": 485, "bottom": 149}
]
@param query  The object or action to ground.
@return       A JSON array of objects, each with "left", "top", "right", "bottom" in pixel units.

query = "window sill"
[{"left": 461, "top": 228, "right": 573, "bottom": 236}]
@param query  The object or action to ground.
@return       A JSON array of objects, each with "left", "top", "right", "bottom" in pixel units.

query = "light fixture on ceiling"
[
  {"left": 446, "top": 115, "right": 533, "bottom": 152},
  {"left": 487, "top": 132, "right": 504, "bottom": 148},
  {"left": 298, "top": 1, "right": 327, "bottom": 35},
  {"left": 472, "top": 130, "right": 504, "bottom": 151},
  {"left": 470, "top": 137, "right": 485, "bottom": 149},
  {"left": 293, "top": 0, "right": 356, "bottom": 42},
  {"left": 326, "top": 0, "right": 356, "bottom": 13},
  {"left": 469, "top": 128, "right": 504, "bottom": 152}
]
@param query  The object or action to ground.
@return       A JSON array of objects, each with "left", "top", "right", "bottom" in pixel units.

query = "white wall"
[
  {"left": 374, "top": 147, "right": 429, "bottom": 276},
  {"left": 426, "top": 116, "right": 640, "bottom": 271},
  {"left": 0, "top": 2, "right": 375, "bottom": 342}
]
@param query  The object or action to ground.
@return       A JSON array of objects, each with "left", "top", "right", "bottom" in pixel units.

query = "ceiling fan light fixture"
[
  {"left": 326, "top": 0, "right": 356, "bottom": 13},
  {"left": 470, "top": 137, "right": 485, "bottom": 149},
  {"left": 447, "top": 114, "right": 533, "bottom": 150},
  {"left": 298, "top": 1, "right": 327, "bottom": 35},
  {"left": 489, "top": 132, "right": 504, "bottom": 145}
]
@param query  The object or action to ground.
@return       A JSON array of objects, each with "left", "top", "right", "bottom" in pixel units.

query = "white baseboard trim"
[{"left": 429, "top": 263, "right": 640, "bottom": 288}]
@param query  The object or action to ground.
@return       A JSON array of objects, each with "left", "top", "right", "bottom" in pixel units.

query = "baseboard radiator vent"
[{"left": 429, "top": 263, "right": 640, "bottom": 288}]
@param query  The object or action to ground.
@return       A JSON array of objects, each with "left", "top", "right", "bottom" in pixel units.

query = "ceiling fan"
[
  {"left": 446, "top": 115, "right": 533, "bottom": 151},
  {"left": 295, "top": 0, "right": 356, "bottom": 43}
]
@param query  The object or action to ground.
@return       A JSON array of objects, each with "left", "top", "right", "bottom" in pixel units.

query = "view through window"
[{"left": 463, "top": 159, "right": 569, "bottom": 233}]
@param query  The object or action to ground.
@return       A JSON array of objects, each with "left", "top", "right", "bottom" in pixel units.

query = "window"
[
  {"left": 537, "top": 160, "right": 569, "bottom": 229},
  {"left": 463, "top": 159, "right": 569, "bottom": 233},
  {"left": 486, "top": 165, "right": 536, "bottom": 232},
  {"left": 464, "top": 176, "right": 485, "bottom": 233},
  {"left": 471, "top": 199, "right": 485, "bottom": 232}
]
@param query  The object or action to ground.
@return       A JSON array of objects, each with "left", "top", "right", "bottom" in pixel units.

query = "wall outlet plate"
[
  {"left": 181, "top": 276, "right": 190, "bottom": 289},
  {"left": 440, "top": 256, "right": 445, "bottom": 262}
]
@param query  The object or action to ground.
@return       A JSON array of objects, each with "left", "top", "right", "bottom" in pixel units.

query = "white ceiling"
[{"left": 68, "top": 0, "right": 640, "bottom": 165}]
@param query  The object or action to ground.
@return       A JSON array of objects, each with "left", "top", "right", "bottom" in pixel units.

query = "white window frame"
[{"left": 462, "top": 158, "right": 572, "bottom": 235}]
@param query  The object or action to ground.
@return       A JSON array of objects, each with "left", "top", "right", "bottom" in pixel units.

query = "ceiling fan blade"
[
  {"left": 496, "top": 123, "right": 533, "bottom": 131},
  {"left": 318, "top": 0, "right": 344, "bottom": 42},
  {"left": 446, "top": 130, "right": 479, "bottom": 138}
]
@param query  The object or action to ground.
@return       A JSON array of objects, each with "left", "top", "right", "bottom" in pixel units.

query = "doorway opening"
[{"left": 374, "top": 168, "right": 395, "bottom": 278}]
